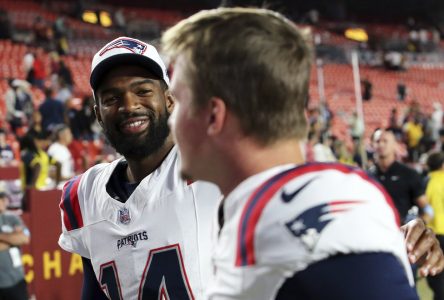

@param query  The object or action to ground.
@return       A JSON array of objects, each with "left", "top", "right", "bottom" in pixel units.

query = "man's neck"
[
  {"left": 215, "top": 138, "right": 305, "bottom": 196},
  {"left": 125, "top": 138, "right": 175, "bottom": 183},
  {"left": 377, "top": 155, "right": 396, "bottom": 172}
]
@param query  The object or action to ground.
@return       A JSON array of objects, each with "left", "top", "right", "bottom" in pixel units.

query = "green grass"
[{"left": 417, "top": 276, "right": 433, "bottom": 300}]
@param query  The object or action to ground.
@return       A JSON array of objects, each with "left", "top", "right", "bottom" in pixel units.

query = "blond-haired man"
[{"left": 163, "top": 7, "right": 435, "bottom": 299}]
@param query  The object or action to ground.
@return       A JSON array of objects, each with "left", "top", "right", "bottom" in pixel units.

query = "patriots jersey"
[
  {"left": 207, "top": 163, "right": 416, "bottom": 299},
  {"left": 58, "top": 147, "right": 221, "bottom": 300}
]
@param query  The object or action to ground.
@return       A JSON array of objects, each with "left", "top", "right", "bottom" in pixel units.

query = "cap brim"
[{"left": 90, "top": 53, "right": 164, "bottom": 91}]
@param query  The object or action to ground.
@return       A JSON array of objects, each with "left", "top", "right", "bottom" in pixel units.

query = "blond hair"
[{"left": 162, "top": 7, "right": 312, "bottom": 143}]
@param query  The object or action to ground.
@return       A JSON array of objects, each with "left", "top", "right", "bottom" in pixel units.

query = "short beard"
[{"left": 104, "top": 110, "right": 170, "bottom": 160}]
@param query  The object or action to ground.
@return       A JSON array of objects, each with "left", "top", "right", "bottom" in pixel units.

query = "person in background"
[
  {"left": 20, "top": 131, "right": 60, "bottom": 190},
  {"left": 53, "top": 16, "right": 69, "bottom": 55},
  {"left": 437, "top": 129, "right": 444, "bottom": 152},
  {"left": 398, "top": 81, "right": 407, "bottom": 101},
  {"left": 0, "top": 191, "right": 30, "bottom": 300},
  {"left": 362, "top": 77, "right": 372, "bottom": 101},
  {"left": 57, "top": 60, "right": 73, "bottom": 91},
  {"left": 313, "top": 134, "right": 336, "bottom": 162},
  {"left": 26, "top": 111, "right": 43, "bottom": 137},
  {"left": 55, "top": 79, "right": 73, "bottom": 104},
  {"left": 48, "top": 125, "right": 75, "bottom": 185},
  {"left": 5, "top": 79, "right": 33, "bottom": 136},
  {"left": 425, "top": 152, "right": 444, "bottom": 300},
  {"left": 388, "top": 107, "right": 403, "bottom": 139},
  {"left": 336, "top": 140, "right": 355, "bottom": 166},
  {"left": 431, "top": 102, "right": 443, "bottom": 143},
  {"left": 23, "top": 50, "right": 35, "bottom": 84},
  {"left": 0, "top": 129, "right": 16, "bottom": 166},
  {"left": 33, "top": 17, "right": 53, "bottom": 50},
  {"left": 348, "top": 111, "right": 365, "bottom": 141},
  {"left": 370, "top": 128, "right": 433, "bottom": 224},
  {"left": 39, "top": 87, "right": 65, "bottom": 132},
  {"left": 31, "top": 48, "right": 47, "bottom": 90},
  {"left": 67, "top": 96, "right": 96, "bottom": 141},
  {"left": 404, "top": 114, "right": 424, "bottom": 163}
]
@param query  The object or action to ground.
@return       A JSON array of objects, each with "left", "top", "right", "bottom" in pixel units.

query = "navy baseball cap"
[{"left": 90, "top": 37, "right": 170, "bottom": 91}]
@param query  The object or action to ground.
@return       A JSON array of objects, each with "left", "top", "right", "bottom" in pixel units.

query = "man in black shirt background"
[{"left": 369, "top": 128, "right": 433, "bottom": 224}]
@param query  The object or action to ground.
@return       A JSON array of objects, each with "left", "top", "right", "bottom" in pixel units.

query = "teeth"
[{"left": 125, "top": 120, "right": 144, "bottom": 128}]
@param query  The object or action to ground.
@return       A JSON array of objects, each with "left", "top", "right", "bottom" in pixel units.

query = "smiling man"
[{"left": 58, "top": 37, "right": 220, "bottom": 300}]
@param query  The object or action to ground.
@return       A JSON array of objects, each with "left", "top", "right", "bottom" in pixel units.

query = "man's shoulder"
[
  {"left": 232, "top": 163, "right": 402, "bottom": 269},
  {"left": 392, "top": 161, "right": 418, "bottom": 175},
  {"left": 62, "top": 160, "right": 117, "bottom": 193},
  {"left": 86, "top": 160, "right": 119, "bottom": 175},
  {"left": 59, "top": 162, "right": 118, "bottom": 232},
  {"left": 48, "top": 142, "right": 64, "bottom": 153},
  {"left": 237, "top": 162, "right": 380, "bottom": 226}
]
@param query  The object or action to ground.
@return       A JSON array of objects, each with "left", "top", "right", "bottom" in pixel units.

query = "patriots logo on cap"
[
  {"left": 285, "top": 200, "right": 363, "bottom": 250},
  {"left": 99, "top": 38, "right": 147, "bottom": 56}
]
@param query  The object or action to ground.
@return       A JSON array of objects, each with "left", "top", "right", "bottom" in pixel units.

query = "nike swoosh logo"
[{"left": 281, "top": 177, "right": 318, "bottom": 203}]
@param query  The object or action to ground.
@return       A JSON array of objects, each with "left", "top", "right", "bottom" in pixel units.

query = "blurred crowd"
[
  {"left": 0, "top": 46, "right": 116, "bottom": 210},
  {"left": 306, "top": 98, "right": 443, "bottom": 170}
]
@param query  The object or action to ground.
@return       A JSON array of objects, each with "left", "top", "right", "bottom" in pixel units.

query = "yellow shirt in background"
[
  {"left": 30, "top": 149, "right": 57, "bottom": 190},
  {"left": 426, "top": 170, "right": 444, "bottom": 235},
  {"left": 404, "top": 122, "right": 423, "bottom": 148}
]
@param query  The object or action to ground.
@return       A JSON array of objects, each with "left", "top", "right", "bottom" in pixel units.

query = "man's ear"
[
  {"left": 165, "top": 91, "right": 175, "bottom": 113},
  {"left": 207, "top": 97, "right": 226, "bottom": 136},
  {"left": 94, "top": 105, "right": 104, "bottom": 127}
]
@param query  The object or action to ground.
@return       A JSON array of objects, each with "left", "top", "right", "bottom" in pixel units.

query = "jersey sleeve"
[{"left": 58, "top": 174, "right": 90, "bottom": 258}]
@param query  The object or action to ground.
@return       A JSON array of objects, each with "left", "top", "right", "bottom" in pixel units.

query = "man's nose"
[{"left": 119, "top": 92, "right": 140, "bottom": 112}]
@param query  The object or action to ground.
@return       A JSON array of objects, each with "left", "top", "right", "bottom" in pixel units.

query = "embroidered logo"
[
  {"left": 286, "top": 200, "right": 364, "bottom": 250},
  {"left": 100, "top": 37, "right": 147, "bottom": 56},
  {"left": 118, "top": 207, "right": 131, "bottom": 225},
  {"left": 281, "top": 177, "right": 318, "bottom": 203},
  {"left": 117, "top": 231, "right": 148, "bottom": 250}
]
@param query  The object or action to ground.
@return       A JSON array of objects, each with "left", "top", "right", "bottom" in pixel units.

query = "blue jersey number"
[
  {"left": 99, "top": 244, "right": 194, "bottom": 300},
  {"left": 99, "top": 261, "right": 123, "bottom": 300}
]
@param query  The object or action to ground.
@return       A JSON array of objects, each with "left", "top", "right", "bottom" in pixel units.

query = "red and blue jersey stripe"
[
  {"left": 60, "top": 175, "right": 84, "bottom": 231},
  {"left": 235, "top": 162, "right": 399, "bottom": 267}
]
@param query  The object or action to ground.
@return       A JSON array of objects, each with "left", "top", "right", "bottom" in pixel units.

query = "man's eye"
[
  {"left": 102, "top": 96, "right": 119, "bottom": 105},
  {"left": 137, "top": 89, "right": 152, "bottom": 96}
]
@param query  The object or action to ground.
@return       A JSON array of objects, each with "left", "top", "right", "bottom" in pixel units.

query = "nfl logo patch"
[{"left": 118, "top": 207, "right": 131, "bottom": 225}]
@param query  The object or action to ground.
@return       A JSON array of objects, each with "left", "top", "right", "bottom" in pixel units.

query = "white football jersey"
[
  {"left": 58, "top": 147, "right": 221, "bottom": 300},
  {"left": 207, "top": 163, "right": 414, "bottom": 299}
]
